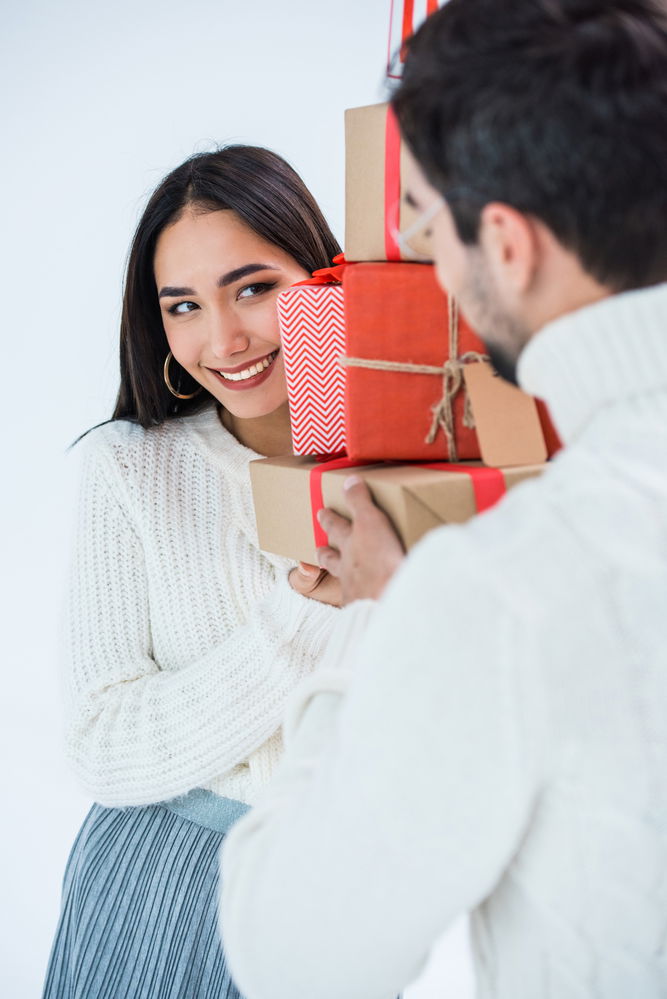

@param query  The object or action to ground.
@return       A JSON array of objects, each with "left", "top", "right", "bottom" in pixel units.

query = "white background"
[{"left": 1, "top": 1, "right": 473, "bottom": 995}]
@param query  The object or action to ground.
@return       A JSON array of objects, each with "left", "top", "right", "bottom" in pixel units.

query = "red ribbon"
[
  {"left": 417, "top": 463, "right": 507, "bottom": 512},
  {"left": 400, "top": 0, "right": 414, "bottom": 60},
  {"left": 291, "top": 253, "right": 347, "bottom": 288},
  {"left": 402, "top": 0, "right": 440, "bottom": 47},
  {"left": 309, "top": 456, "right": 369, "bottom": 549},
  {"left": 389, "top": 0, "right": 442, "bottom": 76},
  {"left": 309, "top": 459, "right": 506, "bottom": 551},
  {"left": 384, "top": 106, "right": 402, "bottom": 261}
]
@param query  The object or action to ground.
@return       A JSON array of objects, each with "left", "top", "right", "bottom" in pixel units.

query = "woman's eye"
[
  {"left": 237, "top": 281, "right": 276, "bottom": 301},
  {"left": 168, "top": 301, "right": 198, "bottom": 315}
]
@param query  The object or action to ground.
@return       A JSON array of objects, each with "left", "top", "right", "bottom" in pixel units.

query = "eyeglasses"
[
  {"left": 393, "top": 196, "right": 445, "bottom": 262},
  {"left": 393, "top": 187, "right": 480, "bottom": 262}
]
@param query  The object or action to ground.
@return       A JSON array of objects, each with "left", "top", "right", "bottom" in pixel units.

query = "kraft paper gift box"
[
  {"left": 341, "top": 262, "right": 548, "bottom": 466},
  {"left": 277, "top": 266, "right": 346, "bottom": 456},
  {"left": 250, "top": 455, "right": 544, "bottom": 567},
  {"left": 345, "top": 102, "right": 425, "bottom": 263}
]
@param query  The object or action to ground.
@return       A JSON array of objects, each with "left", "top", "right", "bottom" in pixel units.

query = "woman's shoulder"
[
  {"left": 72, "top": 413, "right": 200, "bottom": 488},
  {"left": 78, "top": 412, "right": 192, "bottom": 455},
  {"left": 74, "top": 404, "right": 251, "bottom": 487}
]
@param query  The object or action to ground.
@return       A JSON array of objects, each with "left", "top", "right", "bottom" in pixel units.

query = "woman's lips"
[{"left": 208, "top": 349, "right": 279, "bottom": 392}]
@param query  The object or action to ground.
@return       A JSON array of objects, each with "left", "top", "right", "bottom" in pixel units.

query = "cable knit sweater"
[
  {"left": 63, "top": 405, "right": 338, "bottom": 807},
  {"left": 221, "top": 283, "right": 667, "bottom": 999}
]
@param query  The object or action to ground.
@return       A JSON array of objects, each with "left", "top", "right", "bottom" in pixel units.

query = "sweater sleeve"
[
  {"left": 219, "top": 531, "right": 545, "bottom": 999},
  {"left": 63, "top": 438, "right": 337, "bottom": 807}
]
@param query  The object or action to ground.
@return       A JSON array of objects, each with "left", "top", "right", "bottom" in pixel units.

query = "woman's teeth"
[{"left": 217, "top": 350, "right": 278, "bottom": 382}]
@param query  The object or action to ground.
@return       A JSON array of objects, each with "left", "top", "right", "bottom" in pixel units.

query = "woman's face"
[{"left": 154, "top": 208, "right": 310, "bottom": 419}]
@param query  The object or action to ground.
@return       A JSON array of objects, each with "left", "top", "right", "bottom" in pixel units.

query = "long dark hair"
[{"left": 113, "top": 146, "right": 341, "bottom": 427}]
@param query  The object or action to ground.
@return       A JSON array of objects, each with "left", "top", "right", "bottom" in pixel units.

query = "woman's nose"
[{"left": 207, "top": 310, "right": 250, "bottom": 359}]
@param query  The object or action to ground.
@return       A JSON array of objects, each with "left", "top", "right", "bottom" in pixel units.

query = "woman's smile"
[{"left": 208, "top": 349, "right": 279, "bottom": 390}]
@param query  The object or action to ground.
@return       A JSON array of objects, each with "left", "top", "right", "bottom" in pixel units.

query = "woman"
[{"left": 43, "top": 146, "right": 341, "bottom": 999}]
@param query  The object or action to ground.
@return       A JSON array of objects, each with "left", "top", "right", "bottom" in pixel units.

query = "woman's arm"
[{"left": 64, "top": 440, "right": 336, "bottom": 807}]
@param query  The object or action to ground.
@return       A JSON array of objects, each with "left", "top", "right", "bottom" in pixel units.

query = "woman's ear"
[{"left": 478, "top": 202, "right": 539, "bottom": 298}]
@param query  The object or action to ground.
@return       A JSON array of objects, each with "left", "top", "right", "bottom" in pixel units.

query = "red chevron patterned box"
[{"left": 278, "top": 279, "right": 346, "bottom": 456}]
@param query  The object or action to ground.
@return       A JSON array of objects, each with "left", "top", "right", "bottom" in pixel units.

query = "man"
[{"left": 220, "top": 1, "right": 667, "bottom": 996}]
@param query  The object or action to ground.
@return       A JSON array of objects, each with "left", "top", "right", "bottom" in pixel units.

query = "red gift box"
[
  {"left": 342, "top": 263, "right": 547, "bottom": 465},
  {"left": 278, "top": 270, "right": 346, "bottom": 456},
  {"left": 279, "top": 260, "right": 550, "bottom": 466}
]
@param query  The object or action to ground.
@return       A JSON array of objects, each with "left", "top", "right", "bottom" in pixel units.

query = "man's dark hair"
[{"left": 392, "top": 0, "right": 667, "bottom": 292}]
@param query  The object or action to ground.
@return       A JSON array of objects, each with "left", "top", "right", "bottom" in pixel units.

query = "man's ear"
[{"left": 479, "top": 202, "right": 539, "bottom": 296}]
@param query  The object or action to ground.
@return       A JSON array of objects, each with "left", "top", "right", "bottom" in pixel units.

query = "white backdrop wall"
[{"left": 1, "top": 2, "right": 473, "bottom": 995}]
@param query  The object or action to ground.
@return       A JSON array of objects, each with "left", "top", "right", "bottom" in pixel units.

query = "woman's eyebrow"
[
  {"left": 158, "top": 263, "right": 281, "bottom": 299},
  {"left": 218, "top": 263, "right": 281, "bottom": 287},
  {"left": 159, "top": 285, "right": 195, "bottom": 298}
]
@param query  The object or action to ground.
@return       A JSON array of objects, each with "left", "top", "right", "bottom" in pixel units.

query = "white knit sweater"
[
  {"left": 63, "top": 405, "right": 338, "bottom": 807},
  {"left": 221, "top": 283, "right": 667, "bottom": 999}
]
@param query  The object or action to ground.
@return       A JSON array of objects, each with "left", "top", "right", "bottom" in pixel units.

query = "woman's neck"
[{"left": 219, "top": 401, "right": 293, "bottom": 457}]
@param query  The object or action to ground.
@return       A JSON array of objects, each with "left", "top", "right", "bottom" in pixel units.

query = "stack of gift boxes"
[{"left": 250, "top": 6, "right": 560, "bottom": 565}]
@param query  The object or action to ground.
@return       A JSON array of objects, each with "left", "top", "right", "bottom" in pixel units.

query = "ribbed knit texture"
[
  {"left": 63, "top": 406, "right": 338, "bottom": 807},
  {"left": 221, "top": 283, "right": 667, "bottom": 999}
]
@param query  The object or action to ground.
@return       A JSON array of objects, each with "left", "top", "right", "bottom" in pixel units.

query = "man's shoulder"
[
  {"left": 405, "top": 453, "right": 599, "bottom": 607},
  {"left": 408, "top": 436, "right": 663, "bottom": 615}
]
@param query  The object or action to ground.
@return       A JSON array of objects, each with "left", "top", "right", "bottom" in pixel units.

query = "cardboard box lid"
[
  {"left": 327, "top": 462, "right": 543, "bottom": 546},
  {"left": 250, "top": 454, "right": 544, "bottom": 565}
]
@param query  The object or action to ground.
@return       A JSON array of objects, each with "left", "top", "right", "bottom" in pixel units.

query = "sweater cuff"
[
  {"left": 319, "top": 599, "right": 377, "bottom": 671},
  {"left": 265, "top": 571, "right": 341, "bottom": 663},
  {"left": 282, "top": 669, "right": 351, "bottom": 749},
  {"left": 281, "top": 599, "right": 377, "bottom": 750}
]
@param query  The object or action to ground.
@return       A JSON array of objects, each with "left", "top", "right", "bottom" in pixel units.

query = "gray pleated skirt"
[{"left": 42, "top": 790, "right": 250, "bottom": 999}]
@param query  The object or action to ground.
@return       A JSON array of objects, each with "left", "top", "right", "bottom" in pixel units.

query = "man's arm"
[{"left": 220, "top": 528, "right": 543, "bottom": 999}]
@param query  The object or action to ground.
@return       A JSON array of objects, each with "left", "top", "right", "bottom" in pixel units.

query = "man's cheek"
[{"left": 434, "top": 253, "right": 464, "bottom": 302}]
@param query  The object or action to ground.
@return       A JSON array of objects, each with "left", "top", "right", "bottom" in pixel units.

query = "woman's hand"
[{"left": 289, "top": 563, "right": 342, "bottom": 607}]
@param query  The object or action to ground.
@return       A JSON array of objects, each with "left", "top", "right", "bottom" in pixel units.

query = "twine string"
[{"left": 338, "top": 297, "right": 488, "bottom": 460}]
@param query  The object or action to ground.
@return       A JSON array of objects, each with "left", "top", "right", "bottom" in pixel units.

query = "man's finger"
[
  {"left": 342, "top": 475, "right": 377, "bottom": 517},
  {"left": 316, "top": 546, "right": 341, "bottom": 577},
  {"left": 317, "top": 507, "right": 351, "bottom": 548}
]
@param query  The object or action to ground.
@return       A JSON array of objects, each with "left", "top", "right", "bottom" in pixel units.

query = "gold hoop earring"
[{"left": 163, "top": 351, "right": 202, "bottom": 400}]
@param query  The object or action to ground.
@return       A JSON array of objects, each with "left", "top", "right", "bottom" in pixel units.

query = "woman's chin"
[{"left": 219, "top": 392, "right": 290, "bottom": 422}]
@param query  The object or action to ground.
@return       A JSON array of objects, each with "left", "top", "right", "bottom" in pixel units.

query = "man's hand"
[
  {"left": 288, "top": 562, "right": 342, "bottom": 607},
  {"left": 316, "top": 476, "right": 405, "bottom": 605}
]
